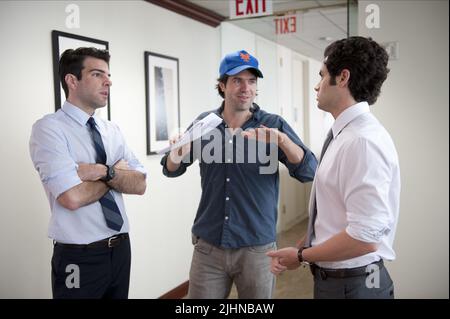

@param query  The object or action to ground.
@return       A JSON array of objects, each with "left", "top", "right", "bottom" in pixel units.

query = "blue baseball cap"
[{"left": 219, "top": 50, "right": 263, "bottom": 78}]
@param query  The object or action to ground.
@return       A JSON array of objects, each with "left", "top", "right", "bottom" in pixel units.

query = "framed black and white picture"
[
  {"left": 51, "top": 30, "right": 110, "bottom": 119},
  {"left": 144, "top": 51, "right": 180, "bottom": 155}
]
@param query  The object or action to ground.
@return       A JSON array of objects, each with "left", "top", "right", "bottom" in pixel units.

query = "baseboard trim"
[{"left": 159, "top": 280, "right": 189, "bottom": 299}]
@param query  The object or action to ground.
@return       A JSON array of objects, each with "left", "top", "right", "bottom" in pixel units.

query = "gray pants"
[
  {"left": 187, "top": 237, "right": 276, "bottom": 299},
  {"left": 313, "top": 263, "right": 394, "bottom": 299}
]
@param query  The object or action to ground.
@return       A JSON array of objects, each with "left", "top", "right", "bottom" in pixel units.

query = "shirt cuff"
[
  {"left": 128, "top": 163, "right": 147, "bottom": 177},
  {"left": 346, "top": 223, "right": 391, "bottom": 243},
  {"left": 160, "top": 154, "right": 187, "bottom": 177},
  {"left": 285, "top": 149, "right": 316, "bottom": 182},
  {"left": 46, "top": 172, "right": 83, "bottom": 199}
]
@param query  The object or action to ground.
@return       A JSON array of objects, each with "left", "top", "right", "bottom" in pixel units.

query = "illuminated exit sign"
[{"left": 229, "top": 0, "right": 273, "bottom": 20}]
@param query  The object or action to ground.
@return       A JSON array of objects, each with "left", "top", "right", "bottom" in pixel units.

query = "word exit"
[
  {"left": 229, "top": 0, "right": 273, "bottom": 20},
  {"left": 274, "top": 16, "right": 297, "bottom": 35}
]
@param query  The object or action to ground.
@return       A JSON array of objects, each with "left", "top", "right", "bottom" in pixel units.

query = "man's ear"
[
  {"left": 65, "top": 74, "right": 78, "bottom": 91},
  {"left": 338, "top": 69, "right": 350, "bottom": 87},
  {"left": 218, "top": 82, "right": 226, "bottom": 93}
]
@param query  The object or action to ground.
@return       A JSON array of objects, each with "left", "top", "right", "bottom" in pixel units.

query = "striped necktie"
[
  {"left": 87, "top": 117, "right": 124, "bottom": 231},
  {"left": 304, "top": 129, "right": 333, "bottom": 247}
]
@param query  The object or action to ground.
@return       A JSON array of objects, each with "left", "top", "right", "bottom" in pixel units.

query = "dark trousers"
[
  {"left": 51, "top": 236, "right": 131, "bottom": 299},
  {"left": 313, "top": 262, "right": 394, "bottom": 299}
]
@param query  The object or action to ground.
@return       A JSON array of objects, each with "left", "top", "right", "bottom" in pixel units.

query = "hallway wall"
[
  {"left": 0, "top": 0, "right": 318, "bottom": 298},
  {"left": 359, "top": 0, "right": 449, "bottom": 298},
  {"left": 1, "top": 0, "right": 446, "bottom": 299},
  {"left": 0, "top": 0, "right": 220, "bottom": 298}
]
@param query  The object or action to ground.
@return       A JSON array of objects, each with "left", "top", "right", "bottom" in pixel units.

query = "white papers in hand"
[{"left": 157, "top": 113, "right": 223, "bottom": 154}]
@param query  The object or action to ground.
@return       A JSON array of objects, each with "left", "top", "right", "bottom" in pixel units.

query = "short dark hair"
[
  {"left": 59, "top": 47, "right": 110, "bottom": 98},
  {"left": 215, "top": 74, "right": 229, "bottom": 98},
  {"left": 215, "top": 68, "right": 259, "bottom": 99},
  {"left": 324, "top": 36, "right": 389, "bottom": 105}
]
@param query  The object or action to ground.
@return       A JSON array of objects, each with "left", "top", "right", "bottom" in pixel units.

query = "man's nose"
[{"left": 241, "top": 81, "right": 250, "bottom": 90}]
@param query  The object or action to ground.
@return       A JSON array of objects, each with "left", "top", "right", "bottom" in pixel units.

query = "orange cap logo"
[{"left": 240, "top": 52, "right": 250, "bottom": 62}]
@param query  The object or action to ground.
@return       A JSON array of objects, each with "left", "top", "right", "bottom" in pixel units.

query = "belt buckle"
[{"left": 108, "top": 236, "right": 118, "bottom": 248}]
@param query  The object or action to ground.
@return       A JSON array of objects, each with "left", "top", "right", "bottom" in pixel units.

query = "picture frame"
[
  {"left": 144, "top": 51, "right": 180, "bottom": 155},
  {"left": 51, "top": 30, "right": 111, "bottom": 120}
]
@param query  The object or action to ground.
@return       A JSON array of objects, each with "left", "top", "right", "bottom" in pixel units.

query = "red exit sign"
[
  {"left": 274, "top": 15, "right": 297, "bottom": 35},
  {"left": 229, "top": 0, "right": 273, "bottom": 20}
]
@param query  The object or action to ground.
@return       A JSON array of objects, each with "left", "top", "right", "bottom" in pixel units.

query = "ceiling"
[{"left": 186, "top": 0, "right": 349, "bottom": 60}]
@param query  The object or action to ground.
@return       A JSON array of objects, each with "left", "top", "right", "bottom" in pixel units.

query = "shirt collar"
[
  {"left": 332, "top": 101, "right": 370, "bottom": 138},
  {"left": 61, "top": 101, "right": 101, "bottom": 127},
  {"left": 215, "top": 102, "right": 261, "bottom": 122}
]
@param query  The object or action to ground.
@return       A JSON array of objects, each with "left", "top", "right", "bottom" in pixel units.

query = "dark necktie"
[
  {"left": 304, "top": 129, "right": 333, "bottom": 247},
  {"left": 87, "top": 117, "right": 124, "bottom": 231}
]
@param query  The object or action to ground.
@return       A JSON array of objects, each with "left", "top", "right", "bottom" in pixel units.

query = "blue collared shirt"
[
  {"left": 29, "top": 101, "right": 146, "bottom": 244},
  {"left": 161, "top": 104, "right": 317, "bottom": 248}
]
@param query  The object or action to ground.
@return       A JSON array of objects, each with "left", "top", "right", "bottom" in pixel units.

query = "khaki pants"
[{"left": 187, "top": 237, "right": 276, "bottom": 299}]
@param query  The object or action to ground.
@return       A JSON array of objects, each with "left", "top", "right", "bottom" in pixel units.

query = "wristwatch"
[
  {"left": 297, "top": 247, "right": 310, "bottom": 266},
  {"left": 102, "top": 164, "right": 115, "bottom": 182}
]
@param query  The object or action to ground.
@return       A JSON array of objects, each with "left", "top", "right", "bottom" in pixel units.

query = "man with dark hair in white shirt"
[{"left": 267, "top": 36, "right": 400, "bottom": 299}]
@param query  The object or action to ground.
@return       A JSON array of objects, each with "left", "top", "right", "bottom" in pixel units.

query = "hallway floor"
[{"left": 229, "top": 219, "right": 314, "bottom": 299}]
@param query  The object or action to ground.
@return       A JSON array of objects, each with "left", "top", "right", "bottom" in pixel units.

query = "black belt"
[
  {"left": 54, "top": 233, "right": 129, "bottom": 249},
  {"left": 310, "top": 259, "right": 384, "bottom": 280}
]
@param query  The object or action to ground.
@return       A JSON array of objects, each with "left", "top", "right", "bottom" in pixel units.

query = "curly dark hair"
[
  {"left": 324, "top": 36, "right": 389, "bottom": 105},
  {"left": 59, "top": 47, "right": 110, "bottom": 98}
]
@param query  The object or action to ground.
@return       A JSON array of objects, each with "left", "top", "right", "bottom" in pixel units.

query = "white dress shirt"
[
  {"left": 311, "top": 102, "right": 400, "bottom": 269},
  {"left": 29, "top": 102, "right": 146, "bottom": 244}
]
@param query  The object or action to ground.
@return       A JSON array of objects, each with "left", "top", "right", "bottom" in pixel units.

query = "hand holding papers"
[{"left": 157, "top": 113, "right": 223, "bottom": 154}]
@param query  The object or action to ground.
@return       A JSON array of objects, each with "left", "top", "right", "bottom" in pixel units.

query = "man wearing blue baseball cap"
[
  {"left": 219, "top": 50, "right": 264, "bottom": 78},
  {"left": 161, "top": 50, "right": 317, "bottom": 299}
]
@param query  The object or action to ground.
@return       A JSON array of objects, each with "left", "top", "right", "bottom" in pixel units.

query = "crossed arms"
[{"left": 57, "top": 160, "right": 146, "bottom": 211}]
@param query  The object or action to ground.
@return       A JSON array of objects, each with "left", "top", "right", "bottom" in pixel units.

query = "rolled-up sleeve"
[
  {"left": 160, "top": 153, "right": 191, "bottom": 177},
  {"left": 116, "top": 127, "right": 147, "bottom": 177},
  {"left": 283, "top": 150, "right": 317, "bottom": 182},
  {"left": 123, "top": 145, "right": 147, "bottom": 177},
  {"left": 29, "top": 119, "right": 82, "bottom": 198},
  {"left": 278, "top": 117, "right": 317, "bottom": 182},
  {"left": 341, "top": 138, "right": 394, "bottom": 243}
]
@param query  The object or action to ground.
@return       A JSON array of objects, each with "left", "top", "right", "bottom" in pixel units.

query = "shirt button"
[
  {"left": 226, "top": 178, "right": 230, "bottom": 182},
  {"left": 225, "top": 197, "right": 230, "bottom": 201},
  {"left": 229, "top": 139, "right": 233, "bottom": 144},
  {"left": 225, "top": 216, "right": 229, "bottom": 220},
  {"left": 227, "top": 159, "right": 231, "bottom": 162}
]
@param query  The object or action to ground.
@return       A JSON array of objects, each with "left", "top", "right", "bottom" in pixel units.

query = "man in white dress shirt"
[
  {"left": 267, "top": 36, "right": 400, "bottom": 299},
  {"left": 29, "top": 47, "right": 146, "bottom": 298}
]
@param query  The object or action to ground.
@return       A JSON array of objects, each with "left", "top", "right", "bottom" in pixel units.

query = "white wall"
[
  {"left": 0, "top": 1, "right": 323, "bottom": 299},
  {"left": 359, "top": 0, "right": 449, "bottom": 298},
  {"left": 255, "top": 36, "right": 278, "bottom": 115},
  {"left": 4, "top": 0, "right": 441, "bottom": 300},
  {"left": 0, "top": 0, "right": 220, "bottom": 298}
]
